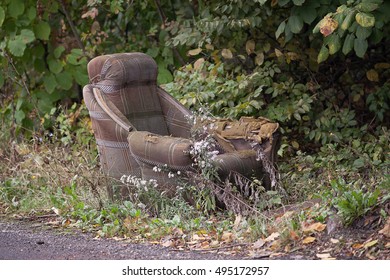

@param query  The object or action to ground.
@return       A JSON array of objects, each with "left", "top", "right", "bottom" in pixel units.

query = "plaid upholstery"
[{"left": 83, "top": 52, "right": 280, "bottom": 199}]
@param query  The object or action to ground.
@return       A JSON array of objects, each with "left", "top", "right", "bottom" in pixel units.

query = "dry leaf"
[
  {"left": 233, "top": 214, "right": 242, "bottom": 230},
  {"left": 221, "top": 49, "right": 233, "bottom": 59},
  {"left": 255, "top": 52, "right": 264, "bottom": 66},
  {"left": 378, "top": 217, "right": 390, "bottom": 238},
  {"left": 385, "top": 242, "right": 390, "bottom": 248},
  {"left": 265, "top": 232, "right": 280, "bottom": 242},
  {"left": 274, "top": 48, "right": 283, "bottom": 57},
  {"left": 253, "top": 239, "right": 265, "bottom": 249},
  {"left": 187, "top": 48, "right": 202, "bottom": 56},
  {"left": 302, "top": 236, "right": 316, "bottom": 244},
  {"left": 245, "top": 40, "right": 256, "bottom": 55},
  {"left": 364, "top": 239, "right": 378, "bottom": 249},
  {"left": 289, "top": 230, "right": 300, "bottom": 241},
  {"left": 302, "top": 222, "right": 327, "bottom": 233},
  {"left": 205, "top": 44, "right": 214, "bottom": 50},
  {"left": 366, "top": 69, "right": 379, "bottom": 82},
  {"left": 320, "top": 16, "right": 338, "bottom": 37},
  {"left": 221, "top": 232, "right": 234, "bottom": 243},
  {"left": 161, "top": 240, "right": 174, "bottom": 247},
  {"left": 352, "top": 243, "right": 364, "bottom": 249},
  {"left": 330, "top": 238, "right": 340, "bottom": 244},
  {"left": 193, "top": 58, "right": 205, "bottom": 70},
  {"left": 374, "top": 62, "right": 390, "bottom": 69},
  {"left": 316, "top": 253, "right": 335, "bottom": 260}
]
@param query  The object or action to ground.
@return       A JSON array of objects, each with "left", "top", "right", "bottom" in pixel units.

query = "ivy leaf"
[
  {"left": 0, "top": 7, "right": 5, "bottom": 27},
  {"left": 7, "top": 39, "right": 26, "bottom": 57},
  {"left": 342, "top": 34, "right": 355, "bottom": 55},
  {"left": 356, "top": 12, "right": 375, "bottom": 27},
  {"left": 288, "top": 15, "right": 304, "bottom": 34},
  {"left": 354, "top": 38, "right": 368, "bottom": 58},
  {"left": 34, "top": 21, "right": 51, "bottom": 40}
]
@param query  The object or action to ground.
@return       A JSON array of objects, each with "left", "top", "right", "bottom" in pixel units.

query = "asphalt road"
[{"left": 0, "top": 220, "right": 240, "bottom": 260}]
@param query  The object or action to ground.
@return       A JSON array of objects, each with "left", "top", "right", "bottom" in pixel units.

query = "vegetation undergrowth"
[{"left": 1, "top": 104, "right": 389, "bottom": 252}]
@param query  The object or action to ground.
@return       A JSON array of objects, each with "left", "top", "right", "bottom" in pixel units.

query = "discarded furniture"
[{"left": 83, "top": 53, "right": 280, "bottom": 199}]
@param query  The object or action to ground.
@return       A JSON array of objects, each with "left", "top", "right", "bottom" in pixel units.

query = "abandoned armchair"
[{"left": 83, "top": 53, "right": 280, "bottom": 200}]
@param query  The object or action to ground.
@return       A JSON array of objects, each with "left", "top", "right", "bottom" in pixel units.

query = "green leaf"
[
  {"left": 157, "top": 67, "right": 173, "bottom": 85},
  {"left": 34, "top": 21, "right": 51, "bottom": 40},
  {"left": 56, "top": 71, "right": 73, "bottom": 90},
  {"left": 54, "top": 46, "right": 65, "bottom": 59},
  {"left": 275, "top": 21, "right": 286, "bottom": 39},
  {"left": 14, "top": 110, "right": 26, "bottom": 124},
  {"left": 288, "top": 15, "right": 304, "bottom": 34},
  {"left": 342, "top": 34, "right": 355, "bottom": 55},
  {"left": 357, "top": 3, "right": 379, "bottom": 12},
  {"left": 0, "top": 72, "right": 3, "bottom": 88},
  {"left": 8, "top": 0, "right": 25, "bottom": 18},
  {"left": 293, "top": 0, "right": 305, "bottom": 6},
  {"left": 20, "top": 29, "right": 35, "bottom": 44},
  {"left": 328, "top": 34, "right": 341, "bottom": 55},
  {"left": 341, "top": 10, "right": 357, "bottom": 30},
  {"left": 356, "top": 26, "right": 372, "bottom": 39},
  {"left": 317, "top": 45, "right": 329, "bottom": 63},
  {"left": 278, "top": 0, "right": 291, "bottom": 7},
  {"left": 43, "top": 74, "right": 58, "bottom": 94},
  {"left": 7, "top": 39, "right": 26, "bottom": 57},
  {"left": 354, "top": 38, "right": 368, "bottom": 58},
  {"left": 355, "top": 12, "right": 375, "bottom": 27},
  {"left": 298, "top": 5, "right": 317, "bottom": 24},
  {"left": 48, "top": 58, "right": 63, "bottom": 74},
  {"left": 0, "top": 7, "right": 5, "bottom": 27}
]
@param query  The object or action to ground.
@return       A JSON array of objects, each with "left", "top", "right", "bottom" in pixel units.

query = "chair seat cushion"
[{"left": 128, "top": 131, "right": 193, "bottom": 171}]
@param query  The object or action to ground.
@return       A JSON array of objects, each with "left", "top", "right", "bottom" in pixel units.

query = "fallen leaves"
[
  {"left": 378, "top": 217, "right": 390, "bottom": 238},
  {"left": 302, "top": 236, "right": 316, "bottom": 244}
]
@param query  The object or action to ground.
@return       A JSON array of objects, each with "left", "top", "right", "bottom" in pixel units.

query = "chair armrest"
[{"left": 128, "top": 131, "right": 193, "bottom": 171}]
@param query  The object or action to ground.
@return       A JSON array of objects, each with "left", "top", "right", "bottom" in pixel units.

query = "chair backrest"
[{"left": 87, "top": 53, "right": 169, "bottom": 135}]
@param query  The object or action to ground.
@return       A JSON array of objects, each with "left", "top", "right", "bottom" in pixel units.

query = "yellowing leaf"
[
  {"left": 221, "top": 48, "right": 233, "bottom": 59},
  {"left": 364, "top": 239, "right": 378, "bottom": 249},
  {"left": 374, "top": 63, "right": 390, "bottom": 69},
  {"left": 245, "top": 40, "right": 256, "bottom": 55},
  {"left": 302, "top": 236, "right": 316, "bottom": 244},
  {"left": 356, "top": 12, "right": 375, "bottom": 28},
  {"left": 320, "top": 16, "right": 338, "bottom": 37},
  {"left": 187, "top": 48, "right": 202, "bottom": 56},
  {"left": 366, "top": 69, "right": 379, "bottom": 82}
]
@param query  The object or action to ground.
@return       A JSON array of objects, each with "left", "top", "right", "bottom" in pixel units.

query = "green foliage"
[{"left": 327, "top": 179, "right": 381, "bottom": 226}]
